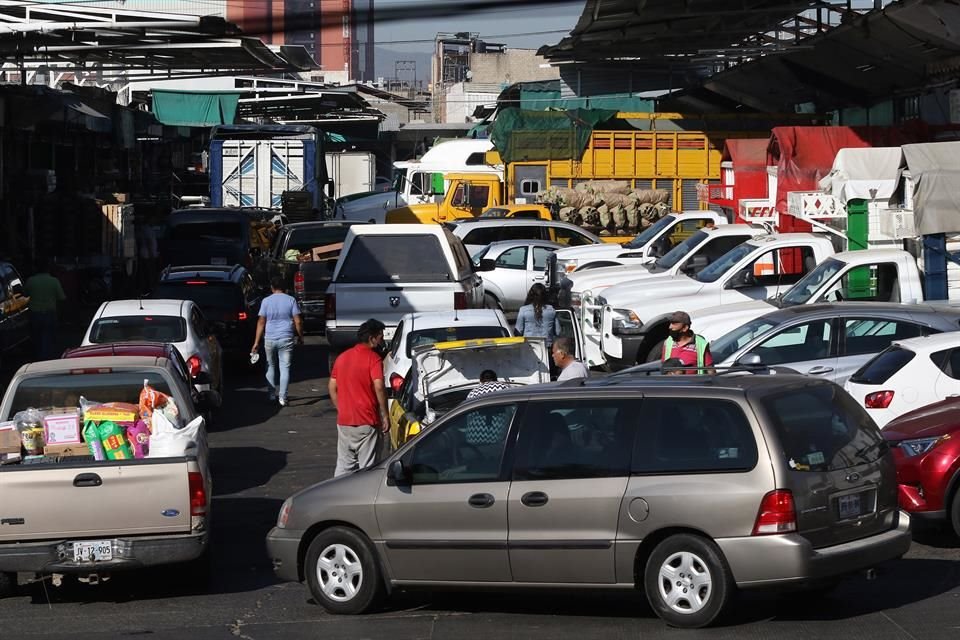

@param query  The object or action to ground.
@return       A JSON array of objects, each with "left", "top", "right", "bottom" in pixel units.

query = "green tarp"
[
  {"left": 489, "top": 107, "right": 618, "bottom": 164},
  {"left": 151, "top": 90, "right": 240, "bottom": 127}
]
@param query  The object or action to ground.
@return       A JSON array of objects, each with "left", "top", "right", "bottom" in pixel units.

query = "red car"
[
  {"left": 62, "top": 342, "right": 196, "bottom": 388},
  {"left": 882, "top": 398, "right": 960, "bottom": 536}
]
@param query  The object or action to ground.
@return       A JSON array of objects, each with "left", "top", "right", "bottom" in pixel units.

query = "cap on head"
[{"left": 669, "top": 311, "right": 692, "bottom": 326}]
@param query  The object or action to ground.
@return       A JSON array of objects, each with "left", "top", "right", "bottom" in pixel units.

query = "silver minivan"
[{"left": 267, "top": 373, "right": 911, "bottom": 628}]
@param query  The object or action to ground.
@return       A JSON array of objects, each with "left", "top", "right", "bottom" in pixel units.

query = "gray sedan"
[
  {"left": 474, "top": 240, "right": 563, "bottom": 312},
  {"left": 709, "top": 302, "right": 960, "bottom": 385}
]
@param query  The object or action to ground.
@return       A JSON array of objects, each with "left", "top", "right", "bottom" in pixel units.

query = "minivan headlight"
[
  {"left": 899, "top": 436, "right": 947, "bottom": 458},
  {"left": 611, "top": 308, "right": 643, "bottom": 335}
]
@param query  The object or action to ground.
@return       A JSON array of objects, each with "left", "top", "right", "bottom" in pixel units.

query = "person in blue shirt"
[
  {"left": 251, "top": 276, "right": 303, "bottom": 406},
  {"left": 515, "top": 283, "right": 560, "bottom": 348}
]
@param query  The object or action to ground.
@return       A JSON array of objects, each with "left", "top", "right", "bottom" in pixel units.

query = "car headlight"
[
  {"left": 558, "top": 259, "right": 578, "bottom": 273},
  {"left": 277, "top": 498, "right": 293, "bottom": 528},
  {"left": 899, "top": 436, "right": 948, "bottom": 457},
  {"left": 611, "top": 308, "right": 643, "bottom": 335}
]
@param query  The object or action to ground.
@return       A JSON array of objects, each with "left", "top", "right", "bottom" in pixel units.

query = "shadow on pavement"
[
  {"left": 911, "top": 522, "right": 960, "bottom": 549},
  {"left": 210, "top": 446, "right": 288, "bottom": 496}
]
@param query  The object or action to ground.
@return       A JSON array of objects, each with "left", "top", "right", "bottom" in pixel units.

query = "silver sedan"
[{"left": 474, "top": 240, "right": 563, "bottom": 312}]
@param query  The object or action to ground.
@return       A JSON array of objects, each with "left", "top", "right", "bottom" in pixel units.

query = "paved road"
[{"left": 1, "top": 334, "right": 959, "bottom": 640}]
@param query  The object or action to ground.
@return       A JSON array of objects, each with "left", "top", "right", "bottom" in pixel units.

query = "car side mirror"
[
  {"left": 477, "top": 258, "right": 497, "bottom": 272},
  {"left": 387, "top": 459, "right": 411, "bottom": 485},
  {"left": 195, "top": 389, "right": 222, "bottom": 412},
  {"left": 737, "top": 353, "right": 764, "bottom": 368},
  {"left": 726, "top": 269, "right": 756, "bottom": 289}
]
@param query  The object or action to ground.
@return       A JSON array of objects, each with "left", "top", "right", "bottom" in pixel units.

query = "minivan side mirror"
[
  {"left": 477, "top": 258, "right": 497, "bottom": 272},
  {"left": 387, "top": 459, "right": 411, "bottom": 485}
]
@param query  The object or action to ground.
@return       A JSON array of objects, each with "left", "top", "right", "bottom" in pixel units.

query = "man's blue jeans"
[{"left": 264, "top": 338, "right": 295, "bottom": 401}]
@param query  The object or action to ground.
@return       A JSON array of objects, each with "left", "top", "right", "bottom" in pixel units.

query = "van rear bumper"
[
  {"left": 0, "top": 531, "right": 208, "bottom": 573},
  {"left": 718, "top": 511, "right": 912, "bottom": 587}
]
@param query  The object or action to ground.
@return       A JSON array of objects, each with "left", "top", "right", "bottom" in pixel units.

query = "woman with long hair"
[{"left": 515, "top": 283, "right": 559, "bottom": 348}]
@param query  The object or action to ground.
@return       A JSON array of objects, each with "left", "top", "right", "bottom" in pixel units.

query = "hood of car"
[
  {"left": 882, "top": 398, "right": 960, "bottom": 441},
  {"left": 566, "top": 263, "right": 654, "bottom": 292},
  {"left": 601, "top": 275, "right": 704, "bottom": 310},
  {"left": 692, "top": 300, "right": 777, "bottom": 342},
  {"left": 413, "top": 337, "right": 550, "bottom": 396},
  {"left": 553, "top": 244, "right": 627, "bottom": 261}
]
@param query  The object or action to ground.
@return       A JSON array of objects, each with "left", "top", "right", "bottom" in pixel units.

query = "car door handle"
[
  {"left": 521, "top": 491, "right": 549, "bottom": 507},
  {"left": 468, "top": 493, "right": 495, "bottom": 508},
  {"left": 73, "top": 473, "right": 102, "bottom": 488},
  {"left": 807, "top": 366, "right": 834, "bottom": 375}
]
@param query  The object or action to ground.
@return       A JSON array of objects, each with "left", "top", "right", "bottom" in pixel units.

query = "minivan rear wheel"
[
  {"left": 305, "top": 526, "right": 385, "bottom": 615},
  {"left": 644, "top": 534, "right": 733, "bottom": 628}
]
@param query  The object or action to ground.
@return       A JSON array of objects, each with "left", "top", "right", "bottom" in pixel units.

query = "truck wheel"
[
  {"left": 483, "top": 293, "right": 502, "bottom": 311},
  {"left": 305, "top": 526, "right": 385, "bottom": 615},
  {"left": 643, "top": 534, "right": 734, "bottom": 628},
  {"left": 644, "top": 340, "right": 665, "bottom": 364},
  {"left": 0, "top": 572, "right": 16, "bottom": 599}
]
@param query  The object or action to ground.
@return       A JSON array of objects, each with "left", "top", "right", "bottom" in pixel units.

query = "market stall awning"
[
  {"left": 903, "top": 141, "right": 960, "bottom": 237},
  {"left": 152, "top": 90, "right": 241, "bottom": 127}
]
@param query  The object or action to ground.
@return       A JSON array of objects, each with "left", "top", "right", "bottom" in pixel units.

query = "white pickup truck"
[
  {"left": 596, "top": 234, "right": 837, "bottom": 368},
  {"left": 569, "top": 225, "right": 764, "bottom": 367},
  {"left": 0, "top": 356, "right": 214, "bottom": 595},
  {"left": 692, "top": 247, "right": 939, "bottom": 343}
]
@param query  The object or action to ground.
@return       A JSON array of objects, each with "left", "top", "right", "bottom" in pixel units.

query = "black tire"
[
  {"left": 644, "top": 339, "right": 665, "bottom": 364},
  {"left": 950, "top": 489, "right": 960, "bottom": 538},
  {"left": 305, "top": 526, "right": 385, "bottom": 615},
  {"left": 483, "top": 293, "right": 501, "bottom": 311},
  {"left": 0, "top": 572, "right": 16, "bottom": 599},
  {"left": 643, "top": 534, "right": 734, "bottom": 629}
]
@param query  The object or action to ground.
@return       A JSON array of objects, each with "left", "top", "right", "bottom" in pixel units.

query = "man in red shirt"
[
  {"left": 329, "top": 319, "right": 389, "bottom": 476},
  {"left": 661, "top": 311, "right": 715, "bottom": 374}
]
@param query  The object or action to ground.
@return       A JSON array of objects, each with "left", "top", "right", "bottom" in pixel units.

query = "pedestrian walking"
[
  {"left": 516, "top": 283, "right": 559, "bottom": 347},
  {"left": 552, "top": 337, "right": 589, "bottom": 381},
  {"left": 24, "top": 257, "right": 66, "bottom": 361},
  {"left": 329, "top": 319, "right": 390, "bottom": 477},
  {"left": 251, "top": 276, "right": 303, "bottom": 406},
  {"left": 661, "top": 311, "right": 714, "bottom": 374}
]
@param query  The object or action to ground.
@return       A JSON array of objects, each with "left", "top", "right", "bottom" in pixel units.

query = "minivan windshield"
[
  {"left": 759, "top": 383, "right": 887, "bottom": 471},
  {"left": 624, "top": 215, "right": 675, "bottom": 249},
  {"left": 780, "top": 258, "right": 844, "bottom": 306},
  {"left": 709, "top": 318, "right": 779, "bottom": 363},
  {"left": 653, "top": 231, "right": 708, "bottom": 271},
  {"left": 695, "top": 242, "right": 755, "bottom": 283}
]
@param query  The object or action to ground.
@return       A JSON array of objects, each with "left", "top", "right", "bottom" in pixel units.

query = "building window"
[{"left": 896, "top": 95, "right": 920, "bottom": 122}]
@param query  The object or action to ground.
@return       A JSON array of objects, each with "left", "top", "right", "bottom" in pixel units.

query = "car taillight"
[
  {"left": 390, "top": 372, "right": 404, "bottom": 394},
  {"left": 187, "top": 355, "right": 202, "bottom": 377},
  {"left": 752, "top": 490, "right": 797, "bottom": 536},
  {"left": 294, "top": 271, "right": 305, "bottom": 295},
  {"left": 188, "top": 471, "right": 207, "bottom": 516},
  {"left": 325, "top": 293, "right": 336, "bottom": 320},
  {"left": 238, "top": 311, "right": 248, "bottom": 321},
  {"left": 865, "top": 390, "right": 895, "bottom": 409},
  {"left": 454, "top": 291, "right": 467, "bottom": 310}
]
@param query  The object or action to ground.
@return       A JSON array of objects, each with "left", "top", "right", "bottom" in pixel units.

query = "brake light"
[
  {"left": 187, "top": 355, "right": 202, "bottom": 377},
  {"left": 390, "top": 372, "right": 405, "bottom": 394},
  {"left": 325, "top": 293, "right": 336, "bottom": 320},
  {"left": 454, "top": 291, "right": 468, "bottom": 310},
  {"left": 865, "top": 390, "right": 895, "bottom": 409},
  {"left": 752, "top": 490, "right": 797, "bottom": 535},
  {"left": 69, "top": 368, "right": 112, "bottom": 375},
  {"left": 186, "top": 281, "right": 207, "bottom": 285},
  {"left": 188, "top": 471, "right": 207, "bottom": 516},
  {"left": 238, "top": 311, "right": 248, "bottom": 321},
  {"left": 294, "top": 271, "right": 305, "bottom": 295}
]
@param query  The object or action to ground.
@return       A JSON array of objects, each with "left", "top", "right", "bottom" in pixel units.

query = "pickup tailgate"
[
  {"left": 300, "top": 260, "right": 336, "bottom": 301},
  {"left": 0, "top": 460, "right": 193, "bottom": 541}
]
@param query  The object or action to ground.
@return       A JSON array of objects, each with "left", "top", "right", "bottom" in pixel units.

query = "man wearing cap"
[{"left": 662, "top": 311, "right": 714, "bottom": 374}]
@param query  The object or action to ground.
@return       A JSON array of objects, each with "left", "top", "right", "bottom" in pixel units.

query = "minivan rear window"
[
  {"left": 337, "top": 235, "right": 452, "bottom": 282},
  {"left": 168, "top": 221, "right": 243, "bottom": 241},
  {"left": 89, "top": 316, "right": 187, "bottom": 344},
  {"left": 759, "top": 384, "right": 886, "bottom": 472},
  {"left": 153, "top": 283, "right": 242, "bottom": 311},
  {"left": 848, "top": 346, "right": 916, "bottom": 385}
]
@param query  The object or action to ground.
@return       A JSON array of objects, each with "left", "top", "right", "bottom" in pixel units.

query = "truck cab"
[{"left": 385, "top": 174, "right": 503, "bottom": 224}]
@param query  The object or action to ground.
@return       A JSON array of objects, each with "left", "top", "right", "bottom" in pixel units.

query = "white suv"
[
  {"left": 82, "top": 299, "right": 223, "bottom": 392},
  {"left": 325, "top": 225, "right": 484, "bottom": 351}
]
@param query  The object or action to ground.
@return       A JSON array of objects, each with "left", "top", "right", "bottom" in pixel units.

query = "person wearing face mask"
[{"left": 661, "top": 311, "right": 714, "bottom": 375}]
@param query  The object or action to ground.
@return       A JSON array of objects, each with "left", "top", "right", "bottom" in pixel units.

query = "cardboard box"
[
  {"left": 43, "top": 443, "right": 90, "bottom": 458},
  {"left": 311, "top": 242, "right": 344, "bottom": 261},
  {"left": 0, "top": 428, "right": 20, "bottom": 455}
]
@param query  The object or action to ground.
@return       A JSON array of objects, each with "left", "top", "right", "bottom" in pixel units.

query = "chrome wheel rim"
[
  {"left": 316, "top": 543, "right": 363, "bottom": 602},
  {"left": 658, "top": 551, "right": 712, "bottom": 614}
]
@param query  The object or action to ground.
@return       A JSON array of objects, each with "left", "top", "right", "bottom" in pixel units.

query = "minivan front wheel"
[
  {"left": 644, "top": 534, "right": 733, "bottom": 628},
  {"left": 305, "top": 526, "right": 385, "bottom": 615}
]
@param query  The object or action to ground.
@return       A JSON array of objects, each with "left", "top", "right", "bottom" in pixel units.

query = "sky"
[{"left": 373, "top": 0, "right": 585, "bottom": 53}]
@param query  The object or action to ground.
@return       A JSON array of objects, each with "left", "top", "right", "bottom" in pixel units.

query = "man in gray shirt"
[{"left": 552, "top": 337, "right": 589, "bottom": 381}]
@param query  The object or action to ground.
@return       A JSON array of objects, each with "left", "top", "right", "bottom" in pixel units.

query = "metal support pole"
[{"left": 923, "top": 233, "right": 948, "bottom": 301}]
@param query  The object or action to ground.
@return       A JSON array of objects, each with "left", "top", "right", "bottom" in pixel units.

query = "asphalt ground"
[{"left": 0, "top": 332, "right": 958, "bottom": 639}]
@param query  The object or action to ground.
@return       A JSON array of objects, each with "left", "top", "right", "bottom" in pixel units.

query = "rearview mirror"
[
  {"left": 387, "top": 459, "right": 411, "bottom": 485},
  {"left": 477, "top": 258, "right": 497, "bottom": 272}
]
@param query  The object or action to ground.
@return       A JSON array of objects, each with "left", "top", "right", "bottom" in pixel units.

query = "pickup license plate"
[
  {"left": 210, "top": 257, "right": 228, "bottom": 266},
  {"left": 73, "top": 540, "right": 113, "bottom": 562},
  {"left": 837, "top": 494, "right": 862, "bottom": 520}
]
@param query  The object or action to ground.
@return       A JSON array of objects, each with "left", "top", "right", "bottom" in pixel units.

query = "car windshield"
[
  {"left": 152, "top": 283, "right": 241, "bottom": 311},
  {"left": 849, "top": 346, "right": 916, "bottom": 385},
  {"left": 653, "top": 231, "right": 708, "bottom": 270},
  {"left": 480, "top": 208, "right": 509, "bottom": 218},
  {"left": 709, "top": 318, "right": 780, "bottom": 363},
  {"left": 407, "top": 326, "right": 510, "bottom": 358},
  {"left": 89, "top": 316, "right": 187, "bottom": 344},
  {"left": 780, "top": 258, "right": 844, "bottom": 306},
  {"left": 695, "top": 242, "right": 755, "bottom": 283},
  {"left": 8, "top": 371, "right": 173, "bottom": 417},
  {"left": 283, "top": 227, "right": 353, "bottom": 255},
  {"left": 624, "top": 215, "right": 675, "bottom": 249},
  {"left": 758, "top": 383, "right": 887, "bottom": 472}
]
